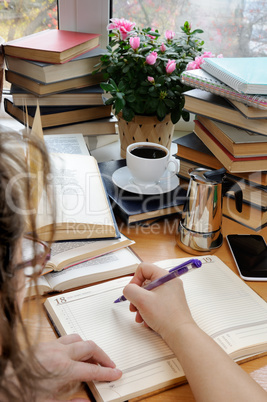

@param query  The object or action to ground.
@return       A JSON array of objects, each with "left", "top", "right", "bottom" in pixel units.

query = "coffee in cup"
[{"left": 126, "top": 142, "right": 179, "bottom": 186}]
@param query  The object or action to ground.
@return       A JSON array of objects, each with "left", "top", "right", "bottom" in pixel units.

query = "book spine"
[{"left": 181, "top": 72, "right": 267, "bottom": 110}]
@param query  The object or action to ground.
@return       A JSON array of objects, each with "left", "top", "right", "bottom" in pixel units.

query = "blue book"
[{"left": 201, "top": 57, "right": 267, "bottom": 95}]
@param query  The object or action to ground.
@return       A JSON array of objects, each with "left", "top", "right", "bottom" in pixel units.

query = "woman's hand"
[
  {"left": 123, "top": 262, "right": 194, "bottom": 339},
  {"left": 35, "top": 333, "right": 122, "bottom": 399}
]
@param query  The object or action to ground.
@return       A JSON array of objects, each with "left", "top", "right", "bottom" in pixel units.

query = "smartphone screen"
[{"left": 227, "top": 234, "right": 267, "bottom": 281}]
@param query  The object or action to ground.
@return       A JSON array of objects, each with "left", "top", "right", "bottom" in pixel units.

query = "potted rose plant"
[{"left": 94, "top": 19, "right": 205, "bottom": 155}]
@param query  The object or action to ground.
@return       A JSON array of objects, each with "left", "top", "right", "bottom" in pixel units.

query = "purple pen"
[{"left": 114, "top": 258, "right": 202, "bottom": 303}]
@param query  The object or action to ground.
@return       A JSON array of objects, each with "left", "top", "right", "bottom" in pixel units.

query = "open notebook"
[{"left": 44, "top": 255, "right": 267, "bottom": 402}]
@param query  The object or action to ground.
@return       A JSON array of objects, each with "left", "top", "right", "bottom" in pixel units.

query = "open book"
[
  {"left": 44, "top": 255, "right": 267, "bottom": 402},
  {"left": 26, "top": 108, "right": 117, "bottom": 242},
  {"left": 44, "top": 234, "right": 135, "bottom": 273},
  {"left": 36, "top": 152, "right": 118, "bottom": 241},
  {"left": 27, "top": 246, "right": 140, "bottom": 296}
]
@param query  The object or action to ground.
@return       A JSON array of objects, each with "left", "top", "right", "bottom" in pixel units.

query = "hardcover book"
[
  {"left": 173, "top": 133, "right": 267, "bottom": 186},
  {"left": 194, "top": 120, "right": 267, "bottom": 173},
  {"left": 196, "top": 115, "right": 267, "bottom": 157},
  {"left": 4, "top": 99, "right": 112, "bottom": 129},
  {"left": 5, "top": 70, "right": 103, "bottom": 96},
  {"left": 223, "top": 196, "right": 267, "bottom": 231},
  {"left": 228, "top": 99, "right": 267, "bottom": 119},
  {"left": 42, "top": 116, "right": 118, "bottom": 136},
  {"left": 3, "top": 29, "right": 100, "bottom": 63},
  {"left": 98, "top": 159, "right": 186, "bottom": 225},
  {"left": 183, "top": 89, "right": 267, "bottom": 136},
  {"left": 201, "top": 57, "right": 267, "bottom": 95},
  {"left": 10, "top": 84, "right": 105, "bottom": 106},
  {"left": 5, "top": 47, "right": 105, "bottom": 84}
]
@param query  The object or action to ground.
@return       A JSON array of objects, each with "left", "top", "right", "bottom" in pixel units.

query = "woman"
[
  {"left": 0, "top": 129, "right": 121, "bottom": 401},
  {"left": 1, "top": 128, "right": 266, "bottom": 401}
]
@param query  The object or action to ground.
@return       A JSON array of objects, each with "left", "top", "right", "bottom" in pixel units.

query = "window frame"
[{"left": 58, "top": 0, "right": 112, "bottom": 48}]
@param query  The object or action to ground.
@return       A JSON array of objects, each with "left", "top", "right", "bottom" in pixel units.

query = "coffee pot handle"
[{"left": 222, "top": 178, "right": 243, "bottom": 213}]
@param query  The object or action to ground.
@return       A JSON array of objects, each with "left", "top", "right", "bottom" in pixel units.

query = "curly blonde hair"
[{"left": 0, "top": 127, "right": 55, "bottom": 401}]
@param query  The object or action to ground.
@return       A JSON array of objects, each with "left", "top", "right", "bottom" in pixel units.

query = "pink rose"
[
  {"left": 147, "top": 76, "right": 155, "bottom": 83},
  {"left": 186, "top": 52, "right": 223, "bottom": 70},
  {"left": 186, "top": 60, "right": 199, "bottom": 70},
  {"left": 166, "top": 59, "right": 176, "bottom": 74},
  {"left": 160, "top": 42, "right": 166, "bottom": 52},
  {"left": 202, "top": 51, "right": 215, "bottom": 58},
  {"left": 107, "top": 18, "right": 135, "bottom": 40},
  {"left": 130, "top": 36, "right": 140, "bottom": 50},
  {"left": 146, "top": 51, "right": 158, "bottom": 65},
  {"left": 165, "top": 30, "right": 175, "bottom": 40}
]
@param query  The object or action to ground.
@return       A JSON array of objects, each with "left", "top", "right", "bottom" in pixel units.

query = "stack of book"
[
  {"left": 2, "top": 29, "right": 118, "bottom": 147},
  {"left": 179, "top": 57, "right": 267, "bottom": 230},
  {"left": 174, "top": 133, "right": 267, "bottom": 231}
]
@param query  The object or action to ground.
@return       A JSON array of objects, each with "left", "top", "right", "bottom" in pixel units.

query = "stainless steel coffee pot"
[{"left": 176, "top": 167, "right": 243, "bottom": 254}]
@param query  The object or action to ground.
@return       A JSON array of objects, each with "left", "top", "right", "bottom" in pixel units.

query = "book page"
[
  {"left": 44, "top": 133, "right": 89, "bottom": 155},
  {"left": 45, "top": 255, "right": 267, "bottom": 401}
]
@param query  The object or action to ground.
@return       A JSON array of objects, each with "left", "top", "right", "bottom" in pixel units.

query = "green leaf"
[
  {"left": 157, "top": 101, "right": 167, "bottom": 120},
  {"left": 114, "top": 98, "right": 125, "bottom": 114},
  {"left": 118, "top": 81, "right": 125, "bottom": 91},
  {"left": 181, "top": 110, "right": 190, "bottom": 121},
  {"left": 147, "top": 30, "right": 160, "bottom": 37},
  {"left": 171, "top": 108, "right": 181, "bottom": 124},
  {"left": 122, "top": 107, "right": 135, "bottom": 122},
  {"left": 116, "top": 92, "right": 125, "bottom": 100},
  {"left": 164, "top": 99, "right": 175, "bottom": 108},
  {"left": 190, "top": 29, "right": 204, "bottom": 35},
  {"left": 100, "top": 82, "right": 116, "bottom": 92},
  {"left": 167, "top": 90, "right": 175, "bottom": 97},
  {"left": 126, "top": 94, "right": 136, "bottom": 103},
  {"left": 109, "top": 78, "right": 118, "bottom": 90},
  {"left": 122, "top": 65, "right": 130, "bottom": 73}
]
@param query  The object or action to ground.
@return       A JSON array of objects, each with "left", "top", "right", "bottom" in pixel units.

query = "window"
[
  {"left": 112, "top": 0, "right": 267, "bottom": 57},
  {"left": 2, "top": 1, "right": 266, "bottom": 56},
  {"left": 0, "top": 1, "right": 58, "bottom": 92},
  {"left": 0, "top": 0, "right": 58, "bottom": 42}
]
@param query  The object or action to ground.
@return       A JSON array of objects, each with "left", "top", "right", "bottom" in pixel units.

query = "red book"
[
  {"left": 3, "top": 29, "right": 100, "bottom": 64},
  {"left": 194, "top": 120, "right": 267, "bottom": 173}
]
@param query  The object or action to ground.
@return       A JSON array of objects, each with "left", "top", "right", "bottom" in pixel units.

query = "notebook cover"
[{"left": 201, "top": 57, "right": 267, "bottom": 94}]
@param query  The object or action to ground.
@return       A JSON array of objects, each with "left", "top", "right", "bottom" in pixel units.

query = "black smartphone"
[{"left": 227, "top": 234, "right": 267, "bottom": 281}]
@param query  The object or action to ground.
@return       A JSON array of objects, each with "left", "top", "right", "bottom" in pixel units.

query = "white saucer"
[{"left": 112, "top": 166, "right": 180, "bottom": 195}]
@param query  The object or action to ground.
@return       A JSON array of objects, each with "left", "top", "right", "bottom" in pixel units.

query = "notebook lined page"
[
  {"left": 46, "top": 276, "right": 175, "bottom": 372},
  {"left": 157, "top": 256, "right": 267, "bottom": 357}
]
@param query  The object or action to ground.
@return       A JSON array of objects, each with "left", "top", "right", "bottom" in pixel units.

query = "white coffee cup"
[{"left": 126, "top": 142, "right": 179, "bottom": 186}]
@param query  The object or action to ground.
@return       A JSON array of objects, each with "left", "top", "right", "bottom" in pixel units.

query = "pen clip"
[{"left": 169, "top": 258, "right": 202, "bottom": 272}]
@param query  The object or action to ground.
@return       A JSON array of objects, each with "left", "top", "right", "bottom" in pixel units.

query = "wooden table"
[{"left": 22, "top": 216, "right": 267, "bottom": 401}]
